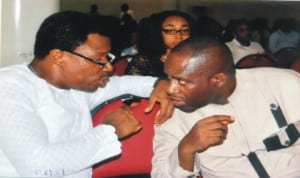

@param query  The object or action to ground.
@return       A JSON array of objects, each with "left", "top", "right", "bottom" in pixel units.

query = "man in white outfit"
[
  {"left": 152, "top": 37, "right": 300, "bottom": 178},
  {"left": 0, "top": 11, "right": 173, "bottom": 178},
  {"left": 226, "top": 19, "right": 265, "bottom": 65}
]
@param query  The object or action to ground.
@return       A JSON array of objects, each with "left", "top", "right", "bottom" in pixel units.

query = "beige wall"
[
  {"left": 181, "top": 0, "right": 300, "bottom": 26},
  {"left": 60, "top": 0, "right": 178, "bottom": 21},
  {"left": 61, "top": 0, "right": 300, "bottom": 26}
]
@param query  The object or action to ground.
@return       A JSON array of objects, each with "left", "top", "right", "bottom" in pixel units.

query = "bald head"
[
  {"left": 168, "top": 37, "right": 234, "bottom": 75},
  {"left": 164, "top": 37, "right": 237, "bottom": 111}
]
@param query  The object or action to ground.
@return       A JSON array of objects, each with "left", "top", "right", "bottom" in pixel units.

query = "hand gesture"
[
  {"left": 145, "top": 79, "right": 174, "bottom": 125},
  {"left": 178, "top": 115, "right": 234, "bottom": 171},
  {"left": 103, "top": 106, "right": 142, "bottom": 140}
]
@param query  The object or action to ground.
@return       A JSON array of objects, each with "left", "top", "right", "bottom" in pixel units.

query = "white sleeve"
[
  {"left": 151, "top": 126, "right": 196, "bottom": 178},
  {"left": 0, "top": 83, "right": 121, "bottom": 177},
  {"left": 88, "top": 75, "right": 157, "bottom": 109}
]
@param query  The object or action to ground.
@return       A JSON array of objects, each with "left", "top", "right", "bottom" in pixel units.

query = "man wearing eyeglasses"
[{"left": 0, "top": 11, "right": 173, "bottom": 178}]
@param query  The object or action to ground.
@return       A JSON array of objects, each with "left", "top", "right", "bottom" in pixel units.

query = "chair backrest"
[
  {"left": 92, "top": 96, "right": 160, "bottom": 178},
  {"left": 112, "top": 55, "right": 132, "bottom": 76},
  {"left": 272, "top": 47, "right": 300, "bottom": 68},
  {"left": 290, "top": 58, "right": 300, "bottom": 73},
  {"left": 235, "top": 54, "right": 277, "bottom": 69}
]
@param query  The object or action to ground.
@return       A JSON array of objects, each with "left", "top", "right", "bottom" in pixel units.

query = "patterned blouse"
[{"left": 125, "top": 54, "right": 166, "bottom": 78}]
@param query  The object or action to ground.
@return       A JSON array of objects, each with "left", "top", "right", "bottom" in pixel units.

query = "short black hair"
[
  {"left": 232, "top": 18, "right": 249, "bottom": 34},
  {"left": 34, "top": 11, "right": 111, "bottom": 59},
  {"left": 121, "top": 3, "right": 129, "bottom": 12}
]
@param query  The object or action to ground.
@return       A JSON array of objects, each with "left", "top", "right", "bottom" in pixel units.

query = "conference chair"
[
  {"left": 112, "top": 55, "right": 133, "bottom": 76},
  {"left": 235, "top": 53, "right": 277, "bottom": 69},
  {"left": 272, "top": 47, "right": 300, "bottom": 68},
  {"left": 92, "top": 95, "right": 160, "bottom": 178}
]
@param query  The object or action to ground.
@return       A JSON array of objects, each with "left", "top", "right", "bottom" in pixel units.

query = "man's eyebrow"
[{"left": 163, "top": 24, "right": 190, "bottom": 27}]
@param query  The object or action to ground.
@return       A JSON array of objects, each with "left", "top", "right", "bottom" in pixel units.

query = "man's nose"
[
  {"left": 167, "top": 81, "right": 179, "bottom": 94},
  {"left": 103, "top": 63, "right": 114, "bottom": 74}
]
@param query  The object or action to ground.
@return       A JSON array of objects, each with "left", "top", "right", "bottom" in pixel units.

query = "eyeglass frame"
[
  {"left": 65, "top": 50, "right": 115, "bottom": 67},
  {"left": 161, "top": 28, "right": 191, "bottom": 35}
]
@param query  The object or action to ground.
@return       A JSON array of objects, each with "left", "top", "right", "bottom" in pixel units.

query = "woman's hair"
[{"left": 137, "top": 10, "right": 195, "bottom": 61}]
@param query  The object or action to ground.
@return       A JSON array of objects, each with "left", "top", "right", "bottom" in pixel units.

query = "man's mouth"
[
  {"left": 97, "top": 75, "right": 110, "bottom": 87},
  {"left": 170, "top": 96, "right": 185, "bottom": 106}
]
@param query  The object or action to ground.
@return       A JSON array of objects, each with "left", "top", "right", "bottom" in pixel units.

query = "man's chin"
[
  {"left": 83, "top": 83, "right": 107, "bottom": 92},
  {"left": 97, "top": 82, "right": 107, "bottom": 88},
  {"left": 177, "top": 105, "right": 197, "bottom": 113}
]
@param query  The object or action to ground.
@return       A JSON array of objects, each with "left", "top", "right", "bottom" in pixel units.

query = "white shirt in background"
[{"left": 226, "top": 38, "right": 265, "bottom": 64}]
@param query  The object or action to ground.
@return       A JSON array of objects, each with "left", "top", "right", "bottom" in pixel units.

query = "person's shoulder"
[
  {"left": 225, "top": 39, "right": 234, "bottom": 45},
  {"left": 250, "top": 41, "right": 263, "bottom": 46},
  {"left": 250, "top": 41, "right": 264, "bottom": 50},
  {"left": 226, "top": 39, "right": 239, "bottom": 48},
  {"left": 0, "top": 64, "right": 29, "bottom": 81},
  {"left": 225, "top": 40, "right": 234, "bottom": 50},
  {"left": 157, "top": 108, "right": 197, "bottom": 130},
  {"left": 237, "top": 67, "right": 300, "bottom": 81},
  {"left": 0, "top": 64, "right": 37, "bottom": 92}
]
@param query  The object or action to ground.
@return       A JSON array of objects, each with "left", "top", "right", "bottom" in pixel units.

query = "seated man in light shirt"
[
  {"left": 152, "top": 36, "right": 300, "bottom": 178},
  {"left": 269, "top": 18, "right": 300, "bottom": 53},
  {"left": 226, "top": 19, "right": 265, "bottom": 65},
  {"left": 0, "top": 11, "right": 173, "bottom": 178}
]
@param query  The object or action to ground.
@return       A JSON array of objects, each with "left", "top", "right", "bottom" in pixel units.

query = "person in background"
[
  {"left": 120, "top": 12, "right": 138, "bottom": 53},
  {"left": 88, "top": 4, "right": 100, "bottom": 15},
  {"left": 120, "top": 17, "right": 150, "bottom": 62},
  {"left": 120, "top": 3, "right": 135, "bottom": 21},
  {"left": 191, "top": 6, "right": 223, "bottom": 40},
  {"left": 226, "top": 19, "right": 265, "bottom": 64},
  {"left": 0, "top": 11, "right": 173, "bottom": 178},
  {"left": 269, "top": 18, "right": 300, "bottom": 53},
  {"left": 125, "top": 10, "right": 194, "bottom": 78},
  {"left": 152, "top": 36, "right": 300, "bottom": 177},
  {"left": 249, "top": 18, "right": 270, "bottom": 51}
]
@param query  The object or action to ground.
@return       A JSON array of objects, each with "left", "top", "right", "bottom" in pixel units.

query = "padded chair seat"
[{"left": 92, "top": 97, "right": 160, "bottom": 178}]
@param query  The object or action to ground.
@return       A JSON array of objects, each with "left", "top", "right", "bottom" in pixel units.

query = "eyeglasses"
[
  {"left": 65, "top": 50, "right": 115, "bottom": 68},
  {"left": 161, "top": 28, "right": 190, "bottom": 35}
]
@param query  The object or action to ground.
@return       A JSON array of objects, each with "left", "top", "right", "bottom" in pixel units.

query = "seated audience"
[
  {"left": 120, "top": 3, "right": 135, "bottom": 20},
  {"left": 191, "top": 6, "right": 223, "bottom": 40},
  {"left": 0, "top": 11, "right": 173, "bottom": 178},
  {"left": 269, "top": 18, "right": 300, "bottom": 53},
  {"left": 120, "top": 12, "right": 138, "bottom": 51},
  {"left": 220, "top": 19, "right": 236, "bottom": 43},
  {"left": 249, "top": 18, "right": 270, "bottom": 51},
  {"left": 226, "top": 19, "right": 265, "bottom": 64},
  {"left": 152, "top": 36, "right": 300, "bottom": 177},
  {"left": 119, "top": 18, "right": 153, "bottom": 62},
  {"left": 125, "top": 10, "right": 194, "bottom": 78}
]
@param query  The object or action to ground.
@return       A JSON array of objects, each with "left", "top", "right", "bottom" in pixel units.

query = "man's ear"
[
  {"left": 49, "top": 49, "right": 65, "bottom": 66},
  {"left": 211, "top": 73, "right": 226, "bottom": 88}
]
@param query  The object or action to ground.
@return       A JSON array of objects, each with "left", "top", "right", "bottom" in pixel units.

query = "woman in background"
[{"left": 125, "top": 10, "right": 194, "bottom": 77}]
